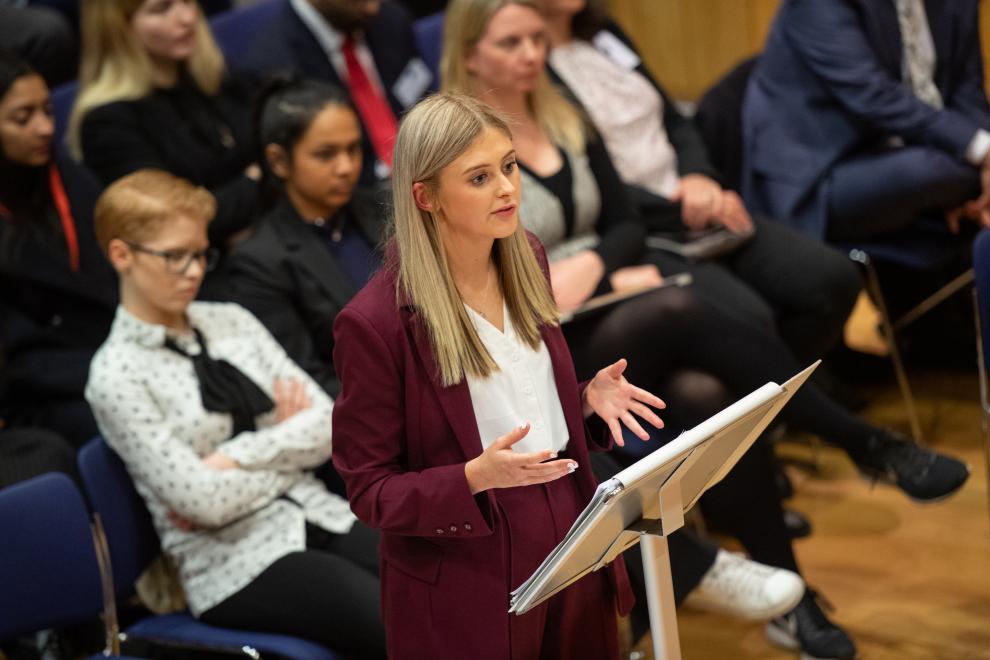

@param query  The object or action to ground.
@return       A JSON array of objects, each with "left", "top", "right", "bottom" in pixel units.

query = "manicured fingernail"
[
  {"left": 567, "top": 462, "right": 578, "bottom": 472},
  {"left": 550, "top": 452, "right": 558, "bottom": 458}
]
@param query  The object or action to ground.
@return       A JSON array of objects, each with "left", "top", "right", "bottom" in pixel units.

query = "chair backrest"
[
  {"left": 413, "top": 11, "right": 445, "bottom": 82},
  {"left": 51, "top": 80, "right": 78, "bottom": 152},
  {"left": 209, "top": 0, "right": 287, "bottom": 63},
  {"left": 973, "top": 230, "right": 990, "bottom": 370},
  {"left": 694, "top": 55, "right": 760, "bottom": 193},
  {"left": 78, "top": 438, "right": 161, "bottom": 599},
  {"left": 0, "top": 473, "right": 104, "bottom": 641}
]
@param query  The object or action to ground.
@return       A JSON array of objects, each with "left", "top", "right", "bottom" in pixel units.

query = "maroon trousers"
[{"left": 499, "top": 471, "right": 620, "bottom": 660}]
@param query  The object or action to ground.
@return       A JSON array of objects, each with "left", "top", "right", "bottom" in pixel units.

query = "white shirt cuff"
[{"left": 966, "top": 128, "right": 990, "bottom": 166}]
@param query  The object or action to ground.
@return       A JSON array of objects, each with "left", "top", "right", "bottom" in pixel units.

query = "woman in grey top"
[{"left": 85, "top": 169, "right": 385, "bottom": 658}]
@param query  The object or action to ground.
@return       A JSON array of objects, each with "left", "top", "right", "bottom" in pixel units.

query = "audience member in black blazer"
[
  {"left": 227, "top": 79, "right": 384, "bottom": 399},
  {"left": 0, "top": 51, "right": 116, "bottom": 448},
  {"left": 541, "top": 0, "right": 861, "bottom": 368},
  {"left": 70, "top": 0, "right": 260, "bottom": 248},
  {"left": 239, "top": 0, "right": 434, "bottom": 185}
]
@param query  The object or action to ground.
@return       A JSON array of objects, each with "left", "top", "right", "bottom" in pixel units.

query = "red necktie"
[{"left": 342, "top": 35, "right": 397, "bottom": 168}]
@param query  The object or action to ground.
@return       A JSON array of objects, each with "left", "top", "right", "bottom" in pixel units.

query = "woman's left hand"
[{"left": 582, "top": 359, "right": 665, "bottom": 447}]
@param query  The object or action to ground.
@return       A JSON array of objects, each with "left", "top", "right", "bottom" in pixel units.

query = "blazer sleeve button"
[
  {"left": 435, "top": 528, "right": 445, "bottom": 535},
  {"left": 464, "top": 523, "right": 473, "bottom": 531},
  {"left": 449, "top": 525, "right": 458, "bottom": 533}
]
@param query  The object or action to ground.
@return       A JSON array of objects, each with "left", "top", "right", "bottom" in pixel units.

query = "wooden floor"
[{"left": 633, "top": 369, "right": 990, "bottom": 660}]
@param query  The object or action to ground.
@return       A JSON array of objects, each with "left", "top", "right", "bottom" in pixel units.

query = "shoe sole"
[
  {"left": 856, "top": 463, "right": 971, "bottom": 504},
  {"left": 765, "top": 623, "right": 858, "bottom": 660}
]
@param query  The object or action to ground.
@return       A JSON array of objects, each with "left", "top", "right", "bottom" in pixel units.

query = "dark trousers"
[
  {"left": 648, "top": 217, "right": 861, "bottom": 364},
  {"left": 200, "top": 521, "right": 386, "bottom": 660},
  {"left": 825, "top": 146, "right": 980, "bottom": 242}
]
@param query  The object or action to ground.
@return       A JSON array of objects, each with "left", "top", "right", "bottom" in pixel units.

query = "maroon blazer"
[{"left": 331, "top": 235, "right": 634, "bottom": 659}]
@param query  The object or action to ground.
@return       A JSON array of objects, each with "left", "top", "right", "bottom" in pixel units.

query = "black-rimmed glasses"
[{"left": 125, "top": 242, "right": 220, "bottom": 275}]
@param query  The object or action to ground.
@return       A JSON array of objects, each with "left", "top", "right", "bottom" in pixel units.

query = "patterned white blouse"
[
  {"left": 549, "top": 38, "right": 681, "bottom": 199},
  {"left": 86, "top": 302, "right": 355, "bottom": 616}
]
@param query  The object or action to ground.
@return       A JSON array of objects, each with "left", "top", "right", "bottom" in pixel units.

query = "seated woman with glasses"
[
  {"left": 0, "top": 49, "right": 116, "bottom": 449},
  {"left": 84, "top": 169, "right": 386, "bottom": 658}
]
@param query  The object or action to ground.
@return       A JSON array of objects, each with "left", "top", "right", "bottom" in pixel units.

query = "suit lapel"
[
  {"left": 859, "top": 0, "right": 903, "bottom": 79},
  {"left": 270, "top": 201, "right": 356, "bottom": 308},
  {"left": 364, "top": 19, "right": 406, "bottom": 115},
  {"left": 923, "top": 0, "right": 951, "bottom": 91},
  {"left": 403, "top": 306, "right": 486, "bottom": 461},
  {"left": 287, "top": 8, "right": 347, "bottom": 86}
]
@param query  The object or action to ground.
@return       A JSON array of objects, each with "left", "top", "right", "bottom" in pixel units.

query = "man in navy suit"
[
  {"left": 240, "top": 0, "right": 434, "bottom": 185},
  {"left": 742, "top": 0, "right": 990, "bottom": 242}
]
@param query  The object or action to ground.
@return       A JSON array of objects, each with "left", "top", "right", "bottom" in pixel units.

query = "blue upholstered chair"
[
  {"left": 78, "top": 437, "right": 341, "bottom": 660},
  {"left": 209, "top": 0, "right": 286, "bottom": 62},
  {"left": 0, "top": 472, "right": 138, "bottom": 657},
  {"left": 413, "top": 11, "right": 445, "bottom": 81}
]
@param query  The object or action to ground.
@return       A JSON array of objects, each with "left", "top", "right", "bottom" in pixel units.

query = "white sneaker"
[{"left": 683, "top": 550, "right": 805, "bottom": 621}]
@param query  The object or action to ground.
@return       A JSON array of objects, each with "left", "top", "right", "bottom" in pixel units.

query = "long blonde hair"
[
  {"left": 68, "top": 0, "right": 225, "bottom": 158},
  {"left": 392, "top": 93, "right": 559, "bottom": 387},
  {"left": 440, "top": 0, "right": 586, "bottom": 154}
]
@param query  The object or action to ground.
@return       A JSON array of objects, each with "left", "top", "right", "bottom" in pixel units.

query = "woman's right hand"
[
  {"left": 464, "top": 424, "right": 577, "bottom": 494},
  {"left": 273, "top": 377, "right": 311, "bottom": 422},
  {"left": 549, "top": 251, "right": 605, "bottom": 312}
]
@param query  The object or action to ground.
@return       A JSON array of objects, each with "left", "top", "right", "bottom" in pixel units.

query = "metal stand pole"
[{"left": 640, "top": 534, "right": 682, "bottom": 660}]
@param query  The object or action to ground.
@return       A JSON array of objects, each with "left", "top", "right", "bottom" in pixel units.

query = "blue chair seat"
[{"left": 127, "top": 613, "right": 340, "bottom": 660}]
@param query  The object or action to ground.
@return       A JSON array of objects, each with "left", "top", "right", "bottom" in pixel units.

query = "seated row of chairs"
[{"left": 0, "top": 438, "right": 341, "bottom": 659}]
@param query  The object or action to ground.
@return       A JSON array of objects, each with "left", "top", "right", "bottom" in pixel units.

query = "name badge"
[
  {"left": 392, "top": 58, "right": 433, "bottom": 108},
  {"left": 592, "top": 30, "right": 641, "bottom": 71}
]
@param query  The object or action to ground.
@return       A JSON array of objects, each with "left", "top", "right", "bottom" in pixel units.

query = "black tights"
[
  {"left": 564, "top": 286, "right": 884, "bottom": 573},
  {"left": 200, "top": 521, "right": 386, "bottom": 660},
  {"left": 564, "top": 285, "right": 878, "bottom": 459}
]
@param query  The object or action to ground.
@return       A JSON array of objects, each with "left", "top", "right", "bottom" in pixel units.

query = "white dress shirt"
[
  {"left": 464, "top": 304, "right": 570, "bottom": 454},
  {"left": 86, "top": 302, "right": 355, "bottom": 616}
]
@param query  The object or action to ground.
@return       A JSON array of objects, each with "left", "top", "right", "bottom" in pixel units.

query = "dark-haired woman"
[
  {"left": 226, "top": 79, "right": 384, "bottom": 399},
  {"left": 0, "top": 49, "right": 116, "bottom": 448}
]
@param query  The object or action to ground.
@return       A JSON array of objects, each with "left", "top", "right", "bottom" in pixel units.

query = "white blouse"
[
  {"left": 549, "top": 38, "right": 681, "bottom": 199},
  {"left": 86, "top": 302, "right": 356, "bottom": 616},
  {"left": 464, "top": 305, "right": 570, "bottom": 454}
]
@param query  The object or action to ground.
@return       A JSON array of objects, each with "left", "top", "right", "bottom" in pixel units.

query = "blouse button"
[
  {"left": 435, "top": 528, "right": 445, "bottom": 535},
  {"left": 511, "top": 353, "right": 521, "bottom": 363}
]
